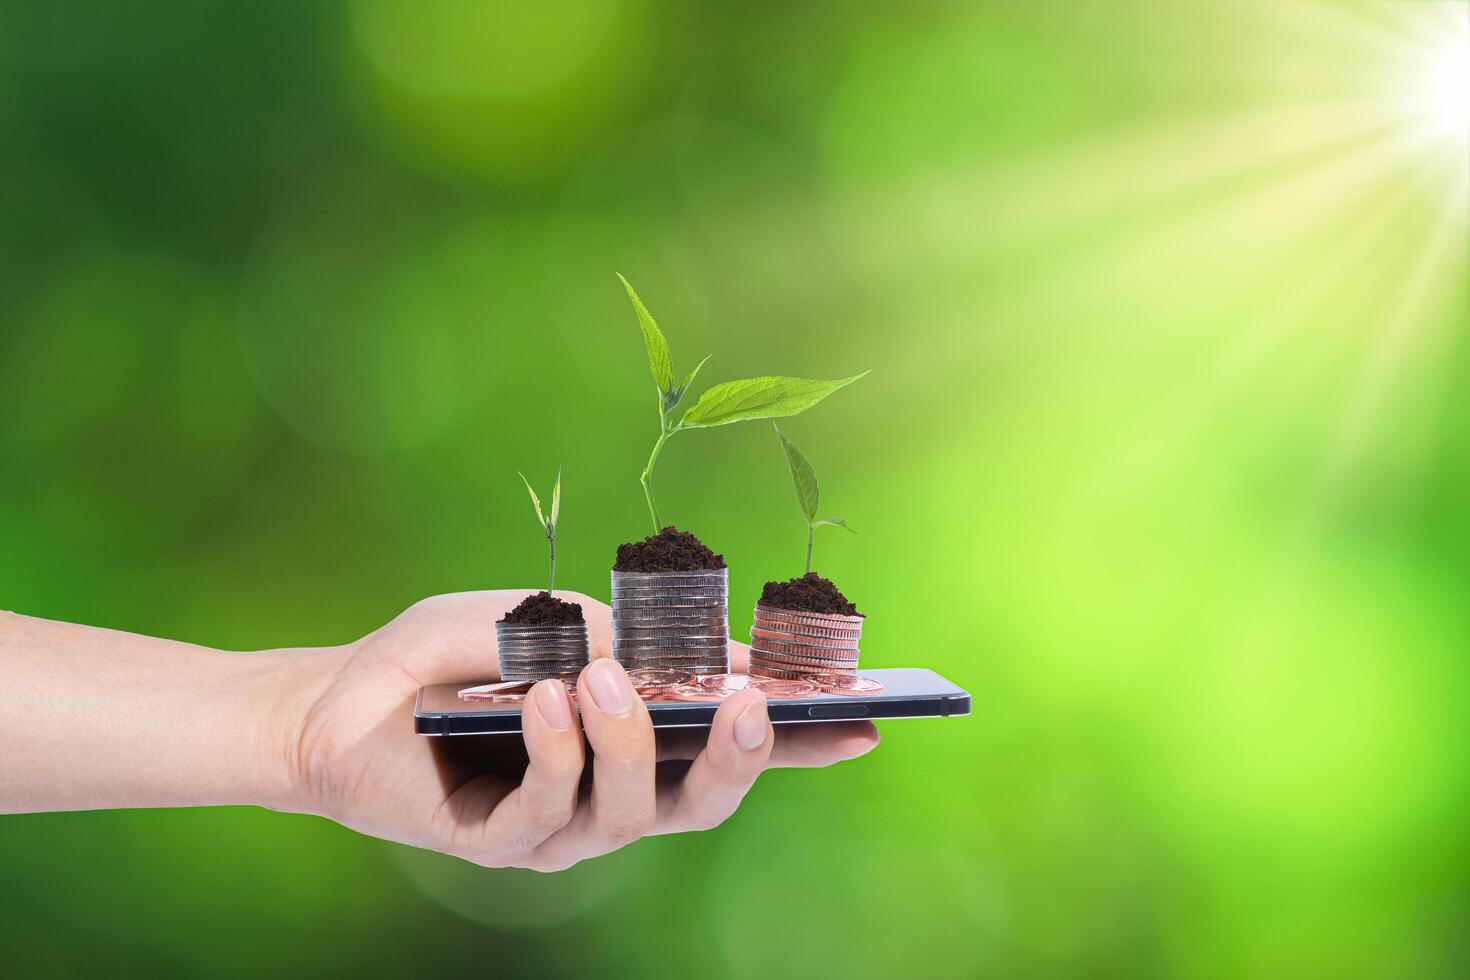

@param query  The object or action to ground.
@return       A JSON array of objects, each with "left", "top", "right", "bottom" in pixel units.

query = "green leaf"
[
  {"left": 774, "top": 424, "right": 819, "bottom": 523},
  {"left": 549, "top": 465, "right": 561, "bottom": 530},
  {"left": 518, "top": 471, "right": 547, "bottom": 530},
  {"left": 814, "top": 517, "right": 856, "bottom": 534},
  {"left": 664, "top": 353, "right": 711, "bottom": 414},
  {"left": 617, "top": 273, "right": 673, "bottom": 394},
  {"left": 680, "top": 373, "right": 867, "bottom": 428}
]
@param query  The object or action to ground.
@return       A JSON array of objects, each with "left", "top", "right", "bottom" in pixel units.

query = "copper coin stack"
[
  {"left": 748, "top": 603, "right": 863, "bottom": 679},
  {"left": 611, "top": 568, "right": 729, "bottom": 675},
  {"left": 494, "top": 621, "right": 590, "bottom": 682}
]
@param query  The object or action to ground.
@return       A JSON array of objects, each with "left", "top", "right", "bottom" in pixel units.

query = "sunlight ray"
[
  {"left": 1305, "top": 175, "right": 1468, "bottom": 524},
  {"left": 1084, "top": 150, "right": 1448, "bottom": 495},
  {"left": 829, "top": 100, "right": 1408, "bottom": 283}
]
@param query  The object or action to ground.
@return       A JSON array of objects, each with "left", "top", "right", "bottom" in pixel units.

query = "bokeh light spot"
[
  {"left": 350, "top": 0, "right": 621, "bottom": 97},
  {"left": 391, "top": 844, "right": 636, "bottom": 929},
  {"left": 341, "top": 0, "right": 654, "bottom": 182}
]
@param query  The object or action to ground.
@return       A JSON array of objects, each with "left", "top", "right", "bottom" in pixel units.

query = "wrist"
[{"left": 240, "top": 645, "right": 348, "bottom": 814}]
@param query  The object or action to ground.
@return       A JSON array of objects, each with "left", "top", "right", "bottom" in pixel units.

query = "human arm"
[{"left": 0, "top": 593, "right": 879, "bottom": 870}]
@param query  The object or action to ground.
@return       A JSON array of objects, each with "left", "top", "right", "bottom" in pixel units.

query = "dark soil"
[
  {"left": 500, "top": 591, "right": 585, "bottom": 625},
  {"left": 614, "top": 526, "right": 727, "bottom": 572},
  {"left": 759, "top": 573, "right": 862, "bottom": 617}
]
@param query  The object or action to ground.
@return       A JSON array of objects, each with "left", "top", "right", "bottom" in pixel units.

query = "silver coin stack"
[
  {"left": 495, "top": 621, "right": 590, "bottom": 682},
  {"left": 611, "top": 568, "right": 729, "bottom": 675},
  {"left": 748, "top": 604, "right": 863, "bottom": 679}
]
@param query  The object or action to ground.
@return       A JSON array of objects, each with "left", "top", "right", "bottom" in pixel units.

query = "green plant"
[
  {"left": 619, "top": 273, "right": 866, "bottom": 534},
  {"left": 518, "top": 467, "right": 561, "bottom": 594},
  {"left": 775, "top": 424, "right": 855, "bottom": 575}
]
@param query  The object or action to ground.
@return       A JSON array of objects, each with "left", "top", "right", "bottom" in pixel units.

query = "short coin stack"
[
  {"left": 611, "top": 568, "right": 729, "bottom": 675},
  {"left": 494, "top": 621, "right": 590, "bottom": 682},
  {"left": 748, "top": 603, "right": 863, "bottom": 679}
]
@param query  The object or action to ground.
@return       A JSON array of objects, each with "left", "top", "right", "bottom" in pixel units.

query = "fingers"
[
  {"left": 653, "top": 690, "right": 772, "bottom": 835},
  {"left": 530, "top": 659, "right": 657, "bottom": 870},
  {"left": 770, "top": 720, "right": 880, "bottom": 766},
  {"left": 728, "top": 638, "right": 751, "bottom": 674},
  {"left": 458, "top": 659, "right": 876, "bottom": 871},
  {"left": 578, "top": 659, "right": 658, "bottom": 844},
  {"left": 472, "top": 680, "right": 584, "bottom": 861},
  {"left": 658, "top": 719, "right": 879, "bottom": 768}
]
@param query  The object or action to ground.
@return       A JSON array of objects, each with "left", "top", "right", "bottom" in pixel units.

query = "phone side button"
[{"left": 808, "top": 704, "right": 869, "bottom": 719}]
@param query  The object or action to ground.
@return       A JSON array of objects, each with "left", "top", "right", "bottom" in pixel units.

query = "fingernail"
[
  {"left": 535, "top": 680, "right": 573, "bottom": 731},
  {"left": 586, "top": 658, "right": 631, "bottom": 715},
  {"left": 733, "top": 697, "right": 769, "bottom": 751}
]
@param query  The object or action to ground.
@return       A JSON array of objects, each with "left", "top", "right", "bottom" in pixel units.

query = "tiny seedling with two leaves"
[
  {"left": 518, "top": 467, "right": 561, "bottom": 594},
  {"left": 618, "top": 273, "right": 866, "bottom": 535},
  {"left": 774, "top": 424, "right": 856, "bottom": 575}
]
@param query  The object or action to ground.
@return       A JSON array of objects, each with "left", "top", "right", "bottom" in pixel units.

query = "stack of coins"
[
  {"left": 494, "top": 622, "right": 590, "bottom": 682},
  {"left": 748, "top": 603, "right": 863, "bottom": 679},
  {"left": 611, "top": 568, "right": 729, "bottom": 675}
]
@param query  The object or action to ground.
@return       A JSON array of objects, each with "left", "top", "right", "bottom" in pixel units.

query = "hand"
[{"left": 285, "top": 591, "right": 879, "bottom": 871}]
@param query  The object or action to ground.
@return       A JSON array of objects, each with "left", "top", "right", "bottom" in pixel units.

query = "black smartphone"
[{"left": 415, "top": 667, "right": 970, "bottom": 736}]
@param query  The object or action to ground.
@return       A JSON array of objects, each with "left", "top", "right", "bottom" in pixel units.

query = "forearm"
[{"left": 0, "top": 611, "right": 338, "bottom": 814}]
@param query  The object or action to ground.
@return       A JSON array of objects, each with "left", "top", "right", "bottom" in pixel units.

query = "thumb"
[{"left": 369, "top": 591, "right": 605, "bottom": 685}]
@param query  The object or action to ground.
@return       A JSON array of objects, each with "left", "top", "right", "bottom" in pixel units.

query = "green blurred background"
[{"left": 2, "top": 0, "right": 1467, "bottom": 976}]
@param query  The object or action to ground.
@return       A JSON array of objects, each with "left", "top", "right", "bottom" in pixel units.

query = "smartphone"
[{"left": 415, "top": 667, "right": 970, "bottom": 736}]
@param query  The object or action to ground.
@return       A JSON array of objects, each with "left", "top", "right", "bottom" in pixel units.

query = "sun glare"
[{"left": 1416, "top": 20, "right": 1470, "bottom": 137}]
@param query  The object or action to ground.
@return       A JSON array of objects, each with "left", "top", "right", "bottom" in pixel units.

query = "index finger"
[{"left": 657, "top": 719, "right": 879, "bottom": 768}]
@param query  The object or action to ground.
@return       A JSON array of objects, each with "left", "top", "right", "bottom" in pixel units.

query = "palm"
[{"left": 297, "top": 592, "right": 535, "bottom": 851}]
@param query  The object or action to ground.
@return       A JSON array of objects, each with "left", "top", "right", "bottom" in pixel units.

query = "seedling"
[
  {"left": 619, "top": 273, "right": 866, "bottom": 534},
  {"left": 518, "top": 467, "right": 561, "bottom": 594},
  {"left": 774, "top": 425, "right": 855, "bottom": 575}
]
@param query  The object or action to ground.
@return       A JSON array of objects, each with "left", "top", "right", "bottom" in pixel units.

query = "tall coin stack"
[
  {"left": 748, "top": 604, "right": 863, "bottom": 679},
  {"left": 611, "top": 568, "right": 729, "bottom": 675},
  {"left": 495, "top": 621, "right": 590, "bottom": 682}
]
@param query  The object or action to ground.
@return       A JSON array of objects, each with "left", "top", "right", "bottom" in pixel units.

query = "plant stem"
[
  {"left": 641, "top": 424, "right": 675, "bottom": 534},
  {"left": 547, "top": 531, "right": 556, "bottom": 595},
  {"left": 805, "top": 523, "right": 814, "bottom": 576}
]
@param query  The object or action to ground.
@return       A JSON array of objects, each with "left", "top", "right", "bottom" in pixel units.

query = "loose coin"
[
  {"left": 753, "top": 677, "right": 821, "bottom": 698},
  {"left": 459, "top": 679, "right": 534, "bottom": 699},
  {"left": 625, "top": 666, "right": 695, "bottom": 689},
  {"left": 696, "top": 673, "right": 763, "bottom": 694},
  {"left": 809, "top": 673, "right": 884, "bottom": 695},
  {"left": 662, "top": 682, "right": 731, "bottom": 701}
]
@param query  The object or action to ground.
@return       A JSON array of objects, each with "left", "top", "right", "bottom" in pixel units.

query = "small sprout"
[
  {"left": 775, "top": 424, "right": 856, "bottom": 575},
  {"left": 618, "top": 273, "right": 866, "bottom": 534},
  {"left": 518, "top": 466, "right": 562, "bottom": 594}
]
